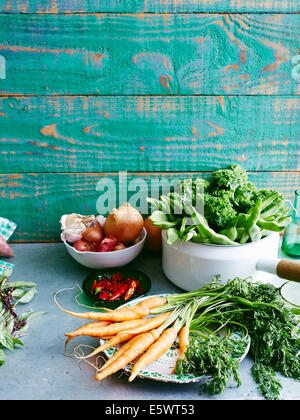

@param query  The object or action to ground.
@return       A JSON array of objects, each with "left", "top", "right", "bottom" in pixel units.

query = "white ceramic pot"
[
  {"left": 62, "top": 227, "right": 146, "bottom": 269},
  {"left": 162, "top": 231, "right": 300, "bottom": 291}
]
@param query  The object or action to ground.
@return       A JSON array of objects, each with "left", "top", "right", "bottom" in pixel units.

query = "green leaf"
[
  {"left": 0, "top": 348, "right": 5, "bottom": 365},
  {"left": 18, "top": 311, "right": 47, "bottom": 323},
  {"left": 13, "top": 338, "right": 24, "bottom": 347},
  {"left": 0, "top": 329, "right": 14, "bottom": 351},
  {"left": 1, "top": 281, "right": 36, "bottom": 290},
  {"left": 18, "top": 287, "right": 37, "bottom": 304},
  {"left": 12, "top": 288, "right": 26, "bottom": 299}
]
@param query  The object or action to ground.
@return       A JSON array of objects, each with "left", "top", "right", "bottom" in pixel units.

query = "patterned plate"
[{"left": 101, "top": 294, "right": 251, "bottom": 384}]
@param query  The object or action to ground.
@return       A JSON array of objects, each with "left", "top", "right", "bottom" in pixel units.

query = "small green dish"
[{"left": 82, "top": 268, "right": 152, "bottom": 309}]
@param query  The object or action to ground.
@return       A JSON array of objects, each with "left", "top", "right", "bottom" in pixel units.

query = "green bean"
[
  {"left": 240, "top": 198, "right": 262, "bottom": 244},
  {"left": 261, "top": 202, "right": 282, "bottom": 219},
  {"left": 257, "top": 217, "right": 291, "bottom": 232},
  {"left": 260, "top": 193, "right": 278, "bottom": 210},
  {"left": 190, "top": 236, "right": 214, "bottom": 244},
  {"left": 219, "top": 224, "right": 238, "bottom": 241},
  {"left": 152, "top": 221, "right": 179, "bottom": 229},
  {"left": 166, "top": 227, "right": 180, "bottom": 245},
  {"left": 179, "top": 217, "right": 188, "bottom": 239},
  {"left": 190, "top": 208, "right": 238, "bottom": 245},
  {"left": 236, "top": 227, "right": 244, "bottom": 241},
  {"left": 248, "top": 224, "right": 261, "bottom": 242},
  {"left": 183, "top": 229, "right": 196, "bottom": 242}
]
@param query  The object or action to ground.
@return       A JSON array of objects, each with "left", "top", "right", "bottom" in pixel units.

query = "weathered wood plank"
[
  {"left": 0, "top": 95, "right": 299, "bottom": 173},
  {"left": 1, "top": 0, "right": 299, "bottom": 13},
  {"left": 1, "top": 171, "right": 299, "bottom": 242},
  {"left": 0, "top": 14, "right": 299, "bottom": 95}
]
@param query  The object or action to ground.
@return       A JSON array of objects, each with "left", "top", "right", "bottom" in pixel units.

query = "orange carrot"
[
  {"left": 99, "top": 334, "right": 143, "bottom": 372},
  {"left": 116, "top": 312, "right": 171, "bottom": 337},
  {"left": 65, "top": 318, "right": 147, "bottom": 339},
  {"left": 178, "top": 325, "right": 190, "bottom": 359},
  {"left": 94, "top": 329, "right": 161, "bottom": 381},
  {"left": 55, "top": 293, "right": 166, "bottom": 321},
  {"left": 82, "top": 332, "right": 137, "bottom": 360},
  {"left": 64, "top": 321, "right": 111, "bottom": 352},
  {"left": 82, "top": 312, "right": 172, "bottom": 360},
  {"left": 128, "top": 327, "right": 178, "bottom": 382}
]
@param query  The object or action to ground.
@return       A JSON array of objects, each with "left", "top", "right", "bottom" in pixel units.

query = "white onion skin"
[{"left": 103, "top": 203, "right": 144, "bottom": 244}]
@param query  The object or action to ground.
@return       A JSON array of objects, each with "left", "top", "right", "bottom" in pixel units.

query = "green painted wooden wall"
[{"left": 0, "top": 2, "right": 299, "bottom": 242}]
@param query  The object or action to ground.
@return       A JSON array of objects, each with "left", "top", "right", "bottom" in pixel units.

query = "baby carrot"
[
  {"left": 128, "top": 327, "right": 178, "bottom": 382},
  {"left": 55, "top": 293, "right": 167, "bottom": 321},
  {"left": 178, "top": 325, "right": 190, "bottom": 359},
  {"left": 64, "top": 321, "right": 111, "bottom": 352},
  {"left": 116, "top": 312, "right": 171, "bottom": 337},
  {"left": 99, "top": 334, "right": 143, "bottom": 372},
  {"left": 65, "top": 318, "right": 147, "bottom": 339},
  {"left": 82, "top": 332, "right": 137, "bottom": 360},
  {"left": 82, "top": 312, "right": 172, "bottom": 359},
  {"left": 94, "top": 329, "right": 161, "bottom": 381}
]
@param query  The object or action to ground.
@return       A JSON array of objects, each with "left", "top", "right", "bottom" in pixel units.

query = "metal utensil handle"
[{"left": 257, "top": 259, "right": 300, "bottom": 283}]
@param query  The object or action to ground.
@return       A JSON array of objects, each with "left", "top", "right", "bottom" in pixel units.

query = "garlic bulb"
[
  {"left": 60, "top": 213, "right": 96, "bottom": 243},
  {"left": 60, "top": 213, "right": 95, "bottom": 231},
  {"left": 62, "top": 229, "right": 83, "bottom": 243}
]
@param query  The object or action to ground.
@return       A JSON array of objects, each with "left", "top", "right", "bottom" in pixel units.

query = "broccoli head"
[
  {"left": 204, "top": 191, "right": 237, "bottom": 231},
  {"left": 234, "top": 181, "right": 258, "bottom": 212},
  {"left": 210, "top": 164, "right": 248, "bottom": 192}
]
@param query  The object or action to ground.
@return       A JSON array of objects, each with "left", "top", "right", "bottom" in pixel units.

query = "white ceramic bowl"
[
  {"left": 61, "top": 228, "right": 147, "bottom": 269},
  {"left": 162, "top": 232, "right": 281, "bottom": 291}
]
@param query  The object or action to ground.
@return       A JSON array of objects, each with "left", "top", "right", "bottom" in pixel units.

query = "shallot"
[
  {"left": 82, "top": 221, "right": 104, "bottom": 243},
  {"left": 73, "top": 240, "right": 98, "bottom": 252},
  {"left": 98, "top": 235, "right": 117, "bottom": 252}
]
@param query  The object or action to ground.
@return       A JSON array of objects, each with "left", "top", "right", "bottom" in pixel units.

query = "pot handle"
[{"left": 256, "top": 259, "right": 300, "bottom": 283}]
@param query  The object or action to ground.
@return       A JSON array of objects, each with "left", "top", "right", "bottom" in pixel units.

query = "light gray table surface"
[{"left": 1, "top": 243, "right": 299, "bottom": 401}]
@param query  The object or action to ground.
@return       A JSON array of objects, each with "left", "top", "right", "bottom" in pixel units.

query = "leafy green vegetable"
[
  {"left": 172, "top": 276, "right": 300, "bottom": 400},
  {"left": 0, "top": 272, "right": 45, "bottom": 365},
  {"left": 251, "top": 362, "right": 282, "bottom": 401},
  {"left": 147, "top": 164, "right": 292, "bottom": 246},
  {"left": 210, "top": 164, "right": 248, "bottom": 191},
  {"left": 204, "top": 191, "right": 237, "bottom": 231},
  {"left": 176, "top": 333, "right": 246, "bottom": 395}
]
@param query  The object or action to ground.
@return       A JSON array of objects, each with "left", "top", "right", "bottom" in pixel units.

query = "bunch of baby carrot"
[{"left": 55, "top": 294, "right": 200, "bottom": 382}]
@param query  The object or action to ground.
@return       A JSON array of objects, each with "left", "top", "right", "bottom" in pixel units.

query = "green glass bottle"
[{"left": 282, "top": 189, "right": 300, "bottom": 258}]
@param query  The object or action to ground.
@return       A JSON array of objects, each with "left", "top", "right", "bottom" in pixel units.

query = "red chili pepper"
[
  {"left": 91, "top": 280, "right": 97, "bottom": 291},
  {"left": 93, "top": 280, "right": 107, "bottom": 295},
  {"left": 98, "top": 280, "right": 107, "bottom": 288},
  {"left": 124, "top": 280, "right": 138, "bottom": 301},
  {"left": 112, "top": 272, "right": 123, "bottom": 282},
  {"left": 108, "top": 283, "right": 128, "bottom": 301},
  {"left": 98, "top": 290, "right": 110, "bottom": 300}
]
